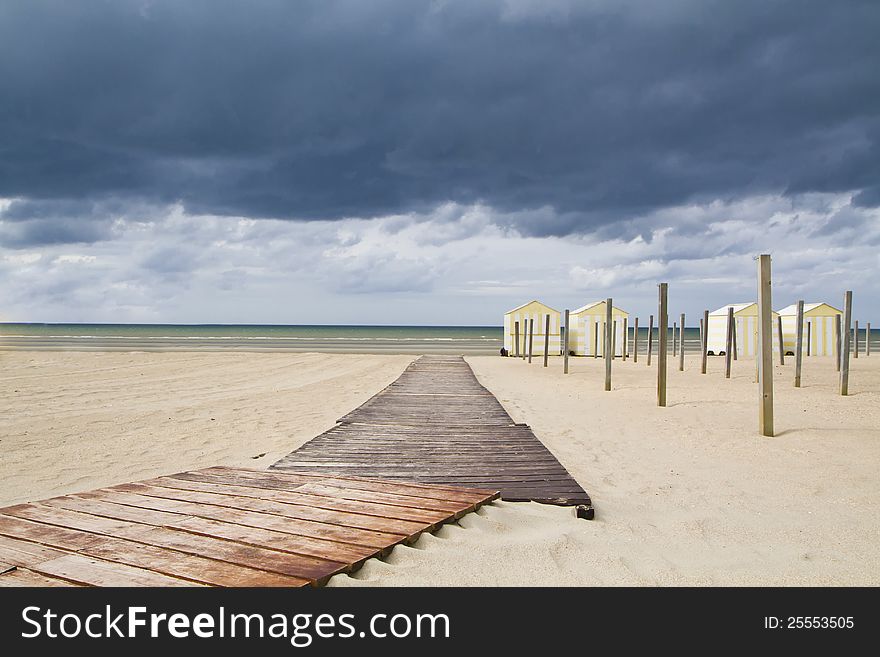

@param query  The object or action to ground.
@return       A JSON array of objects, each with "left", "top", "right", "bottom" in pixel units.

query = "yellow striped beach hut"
[
  {"left": 776, "top": 302, "right": 842, "bottom": 356},
  {"left": 503, "top": 300, "right": 561, "bottom": 356},
  {"left": 707, "top": 303, "right": 780, "bottom": 357},
  {"left": 568, "top": 301, "right": 628, "bottom": 356}
]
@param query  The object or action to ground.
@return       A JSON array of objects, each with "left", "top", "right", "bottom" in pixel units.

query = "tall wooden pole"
[
  {"left": 725, "top": 306, "right": 734, "bottom": 379},
  {"left": 672, "top": 322, "right": 677, "bottom": 357},
  {"left": 854, "top": 320, "right": 859, "bottom": 359},
  {"left": 543, "top": 314, "right": 550, "bottom": 367},
  {"left": 732, "top": 316, "right": 738, "bottom": 361},
  {"left": 835, "top": 313, "right": 841, "bottom": 372},
  {"left": 701, "top": 310, "right": 709, "bottom": 374},
  {"left": 794, "top": 300, "right": 804, "bottom": 387},
  {"left": 612, "top": 320, "right": 617, "bottom": 360},
  {"left": 604, "top": 298, "right": 613, "bottom": 391},
  {"left": 756, "top": 255, "right": 774, "bottom": 437},
  {"left": 622, "top": 317, "right": 628, "bottom": 361},
  {"left": 593, "top": 321, "right": 599, "bottom": 359},
  {"left": 679, "top": 313, "right": 685, "bottom": 371},
  {"left": 657, "top": 284, "right": 668, "bottom": 407},
  {"left": 806, "top": 321, "right": 811, "bottom": 357},
  {"left": 522, "top": 317, "right": 527, "bottom": 360},
  {"left": 528, "top": 318, "right": 534, "bottom": 364},
  {"left": 514, "top": 321, "right": 520, "bottom": 358},
  {"left": 777, "top": 316, "right": 785, "bottom": 365},
  {"left": 633, "top": 317, "right": 639, "bottom": 364},
  {"left": 647, "top": 314, "right": 654, "bottom": 366},
  {"left": 840, "top": 291, "right": 852, "bottom": 396},
  {"left": 868, "top": 322, "right": 872, "bottom": 357},
  {"left": 563, "top": 310, "right": 570, "bottom": 374}
]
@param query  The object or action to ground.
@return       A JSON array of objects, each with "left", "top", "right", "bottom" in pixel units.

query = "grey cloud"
[
  {"left": 0, "top": 217, "right": 112, "bottom": 248},
  {"left": 0, "top": 0, "right": 878, "bottom": 239}
]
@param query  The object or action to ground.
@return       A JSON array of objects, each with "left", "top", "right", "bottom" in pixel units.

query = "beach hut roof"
[
  {"left": 776, "top": 302, "right": 842, "bottom": 316},
  {"left": 571, "top": 300, "right": 628, "bottom": 315},
  {"left": 709, "top": 302, "right": 779, "bottom": 317},
  {"left": 709, "top": 302, "right": 755, "bottom": 316},
  {"left": 505, "top": 299, "right": 560, "bottom": 314}
]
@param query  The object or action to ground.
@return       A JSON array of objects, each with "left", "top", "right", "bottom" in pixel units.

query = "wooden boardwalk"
[
  {"left": 273, "top": 356, "right": 591, "bottom": 506},
  {"left": 0, "top": 466, "right": 498, "bottom": 587}
]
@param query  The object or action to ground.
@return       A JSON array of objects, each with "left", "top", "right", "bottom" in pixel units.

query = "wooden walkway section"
[
  {"left": 273, "top": 356, "right": 591, "bottom": 506},
  {"left": 0, "top": 466, "right": 497, "bottom": 587}
]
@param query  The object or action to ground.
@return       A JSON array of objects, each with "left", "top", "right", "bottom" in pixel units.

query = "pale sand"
[
  {"left": 0, "top": 351, "right": 412, "bottom": 506},
  {"left": 2, "top": 350, "right": 879, "bottom": 585},
  {"left": 330, "top": 354, "right": 880, "bottom": 586}
]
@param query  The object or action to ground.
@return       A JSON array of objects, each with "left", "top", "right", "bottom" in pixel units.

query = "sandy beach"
[{"left": 2, "top": 350, "right": 879, "bottom": 585}]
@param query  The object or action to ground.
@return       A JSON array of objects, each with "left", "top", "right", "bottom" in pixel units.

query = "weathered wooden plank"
[
  {"left": 198, "top": 467, "right": 498, "bottom": 503},
  {"left": 2, "top": 505, "right": 334, "bottom": 584},
  {"left": 84, "top": 488, "right": 406, "bottom": 548},
  {"left": 104, "top": 481, "right": 429, "bottom": 535},
  {"left": 0, "top": 568, "right": 79, "bottom": 587},
  {"left": 150, "top": 475, "right": 452, "bottom": 524},
  {"left": 33, "top": 554, "right": 204, "bottom": 587}
]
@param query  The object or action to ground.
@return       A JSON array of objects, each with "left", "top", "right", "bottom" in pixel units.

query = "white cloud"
[{"left": 0, "top": 192, "right": 877, "bottom": 325}]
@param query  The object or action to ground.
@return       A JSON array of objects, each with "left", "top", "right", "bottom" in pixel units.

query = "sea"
[
  {"left": 0, "top": 324, "right": 505, "bottom": 355},
  {"left": 0, "top": 324, "right": 874, "bottom": 356}
]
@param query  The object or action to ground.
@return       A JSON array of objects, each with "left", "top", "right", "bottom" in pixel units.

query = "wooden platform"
[
  {"left": 0, "top": 466, "right": 498, "bottom": 587},
  {"left": 272, "top": 356, "right": 592, "bottom": 506}
]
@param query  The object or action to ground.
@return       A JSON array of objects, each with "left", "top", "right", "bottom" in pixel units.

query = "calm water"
[
  {"left": 0, "top": 324, "right": 504, "bottom": 355},
  {"left": 1, "top": 324, "right": 874, "bottom": 356}
]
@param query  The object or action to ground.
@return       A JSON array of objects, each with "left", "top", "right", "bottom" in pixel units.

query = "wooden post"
[
  {"left": 563, "top": 310, "right": 570, "bottom": 374},
  {"left": 528, "top": 318, "right": 534, "bottom": 364},
  {"left": 672, "top": 322, "right": 677, "bottom": 357},
  {"left": 622, "top": 317, "right": 628, "bottom": 361},
  {"left": 794, "top": 301, "right": 805, "bottom": 387},
  {"left": 612, "top": 319, "right": 618, "bottom": 360},
  {"left": 559, "top": 326, "right": 565, "bottom": 356},
  {"left": 854, "top": 320, "right": 859, "bottom": 359},
  {"left": 679, "top": 313, "right": 685, "bottom": 371},
  {"left": 732, "top": 316, "right": 738, "bottom": 361},
  {"left": 522, "top": 317, "right": 527, "bottom": 360},
  {"left": 835, "top": 314, "right": 841, "bottom": 372},
  {"left": 806, "top": 321, "right": 811, "bottom": 357},
  {"left": 593, "top": 321, "right": 599, "bottom": 359},
  {"left": 633, "top": 317, "right": 639, "bottom": 364},
  {"left": 701, "top": 310, "right": 709, "bottom": 374},
  {"left": 840, "top": 291, "right": 852, "bottom": 395},
  {"left": 543, "top": 314, "right": 550, "bottom": 367},
  {"left": 777, "top": 316, "right": 785, "bottom": 365},
  {"left": 647, "top": 314, "right": 654, "bottom": 366},
  {"left": 756, "top": 255, "right": 774, "bottom": 437},
  {"left": 514, "top": 321, "right": 520, "bottom": 358},
  {"left": 604, "top": 298, "right": 613, "bottom": 391},
  {"left": 725, "top": 306, "right": 734, "bottom": 379},
  {"left": 868, "top": 322, "right": 872, "bottom": 357},
  {"left": 657, "top": 284, "right": 668, "bottom": 406}
]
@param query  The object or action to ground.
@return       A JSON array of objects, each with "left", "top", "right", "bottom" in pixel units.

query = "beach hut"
[
  {"left": 568, "top": 301, "right": 629, "bottom": 357},
  {"left": 503, "top": 300, "right": 561, "bottom": 356},
  {"left": 776, "top": 302, "right": 842, "bottom": 356},
  {"left": 706, "top": 303, "right": 780, "bottom": 357}
]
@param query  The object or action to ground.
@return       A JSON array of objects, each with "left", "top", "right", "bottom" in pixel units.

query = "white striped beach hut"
[
  {"left": 707, "top": 303, "right": 780, "bottom": 357},
  {"left": 503, "top": 300, "right": 561, "bottom": 356},
  {"left": 776, "top": 302, "right": 842, "bottom": 356},
  {"left": 568, "top": 301, "right": 628, "bottom": 356}
]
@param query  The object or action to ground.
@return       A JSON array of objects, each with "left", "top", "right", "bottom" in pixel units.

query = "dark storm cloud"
[{"left": 1, "top": 0, "right": 878, "bottom": 241}]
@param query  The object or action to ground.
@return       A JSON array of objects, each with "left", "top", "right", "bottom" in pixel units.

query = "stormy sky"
[{"left": 1, "top": 0, "right": 878, "bottom": 324}]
